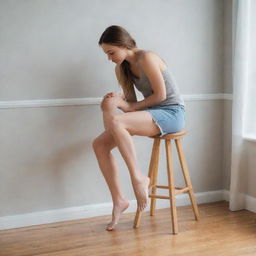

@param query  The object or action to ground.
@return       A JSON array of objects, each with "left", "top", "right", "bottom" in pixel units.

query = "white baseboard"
[
  {"left": 0, "top": 189, "right": 227, "bottom": 231},
  {"left": 245, "top": 194, "right": 256, "bottom": 213},
  {"left": 2, "top": 189, "right": 254, "bottom": 231}
]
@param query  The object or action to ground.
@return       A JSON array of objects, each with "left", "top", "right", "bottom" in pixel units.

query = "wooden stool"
[{"left": 133, "top": 130, "right": 200, "bottom": 234}]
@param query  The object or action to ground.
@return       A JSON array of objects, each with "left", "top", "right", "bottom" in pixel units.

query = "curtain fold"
[{"left": 229, "top": 0, "right": 251, "bottom": 211}]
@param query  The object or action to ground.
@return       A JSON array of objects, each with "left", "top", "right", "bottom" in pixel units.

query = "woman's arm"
[
  {"left": 100, "top": 65, "right": 137, "bottom": 113},
  {"left": 131, "top": 52, "right": 167, "bottom": 111}
]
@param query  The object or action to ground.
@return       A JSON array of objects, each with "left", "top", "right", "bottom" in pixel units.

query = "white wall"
[{"left": 0, "top": 0, "right": 227, "bottom": 220}]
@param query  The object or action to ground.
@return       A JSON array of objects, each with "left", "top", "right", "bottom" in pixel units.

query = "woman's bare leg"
[
  {"left": 93, "top": 130, "right": 129, "bottom": 231},
  {"left": 107, "top": 115, "right": 152, "bottom": 212},
  {"left": 101, "top": 97, "right": 160, "bottom": 212},
  {"left": 100, "top": 95, "right": 118, "bottom": 130}
]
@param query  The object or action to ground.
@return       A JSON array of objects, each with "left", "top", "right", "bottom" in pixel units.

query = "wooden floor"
[{"left": 0, "top": 201, "right": 256, "bottom": 256}]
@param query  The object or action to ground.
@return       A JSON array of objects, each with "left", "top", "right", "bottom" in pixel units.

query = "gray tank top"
[{"left": 132, "top": 68, "right": 185, "bottom": 107}]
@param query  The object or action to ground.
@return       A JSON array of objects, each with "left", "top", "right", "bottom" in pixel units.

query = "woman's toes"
[
  {"left": 133, "top": 176, "right": 150, "bottom": 212},
  {"left": 139, "top": 203, "right": 145, "bottom": 212},
  {"left": 106, "top": 222, "right": 117, "bottom": 231},
  {"left": 105, "top": 200, "right": 130, "bottom": 231}
]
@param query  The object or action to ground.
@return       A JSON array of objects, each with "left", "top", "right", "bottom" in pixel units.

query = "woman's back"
[{"left": 130, "top": 51, "right": 184, "bottom": 108}]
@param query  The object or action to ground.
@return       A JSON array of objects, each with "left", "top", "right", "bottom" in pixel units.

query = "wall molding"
[
  {"left": 0, "top": 94, "right": 233, "bottom": 109},
  {"left": 183, "top": 93, "right": 233, "bottom": 101}
]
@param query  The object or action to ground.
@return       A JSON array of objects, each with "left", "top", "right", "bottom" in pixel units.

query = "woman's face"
[{"left": 101, "top": 43, "right": 126, "bottom": 64}]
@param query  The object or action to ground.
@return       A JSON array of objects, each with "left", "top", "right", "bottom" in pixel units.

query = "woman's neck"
[{"left": 125, "top": 48, "right": 142, "bottom": 66}]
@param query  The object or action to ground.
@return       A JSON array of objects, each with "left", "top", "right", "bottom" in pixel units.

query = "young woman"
[{"left": 93, "top": 25, "right": 185, "bottom": 231}]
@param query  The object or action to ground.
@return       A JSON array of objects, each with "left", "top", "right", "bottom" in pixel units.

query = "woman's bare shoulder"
[
  {"left": 139, "top": 50, "right": 158, "bottom": 62},
  {"left": 137, "top": 50, "right": 167, "bottom": 70}
]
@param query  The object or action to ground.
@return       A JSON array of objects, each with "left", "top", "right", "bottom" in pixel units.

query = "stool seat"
[
  {"left": 133, "top": 130, "right": 199, "bottom": 234},
  {"left": 149, "top": 130, "right": 188, "bottom": 140}
]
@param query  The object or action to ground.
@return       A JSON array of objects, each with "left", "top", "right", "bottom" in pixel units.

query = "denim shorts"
[{"left": 144, "top": 104, "right": 186, "bottom": 137}]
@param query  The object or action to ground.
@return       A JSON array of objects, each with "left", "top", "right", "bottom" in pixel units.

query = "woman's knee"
[
  {"left": 101, "top": 97, "right": 117, "bottom": 112},
  {"left": 108, "top": 115, "right": 125, "bottom": 133},
  {"left": 92, "top": 134, "right": 114, "bottom": 154},
  {"left": 92, "top": 136, "right": 105, "bottom": 153}
]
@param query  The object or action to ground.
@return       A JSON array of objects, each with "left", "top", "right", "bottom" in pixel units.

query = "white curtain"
[{"left": 229, "top": 0, "right": 255, "bottom": 211}]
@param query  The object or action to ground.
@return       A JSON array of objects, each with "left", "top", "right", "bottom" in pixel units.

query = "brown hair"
[{"left": 98, "top": 25, "right": 137, "bottom": 102}]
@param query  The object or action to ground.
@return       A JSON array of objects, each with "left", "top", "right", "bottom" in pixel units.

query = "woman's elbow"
[{"left": 156, "top": 93, "right": 166, "bottom": 102}]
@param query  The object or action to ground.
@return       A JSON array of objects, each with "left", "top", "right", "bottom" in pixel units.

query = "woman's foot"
[
  {"left": 106, "top": 200, "right": 130, "bottom": 231},
  {"left": 133, "top": 176, "right": 150, "bottom": 212}
]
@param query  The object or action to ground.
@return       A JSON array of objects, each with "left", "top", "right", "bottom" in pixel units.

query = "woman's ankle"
[
  {"left": 131, "top": 174, "right": 148, "bottom": 185},
  {"left": 113, "top": 198, "right": 129, "bottom": 206}
]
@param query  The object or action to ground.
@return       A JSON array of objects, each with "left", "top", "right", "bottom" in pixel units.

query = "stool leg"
[
  {"left": 175, "top": 139, "right": 200, "bottom": 221},
  {"left": 133, "top": 208, "right": 142, "bottom": 229},
  {"left": 149, "top": 138, "right": 161, "bottom": 216},
  {"left": 165, "top": 140, "right": 178, "bottom": 234},
  {"left": 133, "top": 138, "right": 160, "bottom": 228}
]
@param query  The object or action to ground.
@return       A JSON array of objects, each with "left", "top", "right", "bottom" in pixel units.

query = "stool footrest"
[
  {"left": 175, "top": 187, "right": 190, "bottom": 194},
  {"left": 151, "top": 185, "right": 190, "bottom": 195},
  {"left": 149, "top": 194, "right": 170, "bottom": 199}
]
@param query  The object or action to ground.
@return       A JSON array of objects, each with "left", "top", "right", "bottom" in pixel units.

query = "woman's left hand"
[
  {"left": 109, "top": 95, "right": 136, "bottom": 112},
  {"left": 103, "top": 92, "right": 124, "bottom": 100},
  {"left": 102, "top": 92, "right": 136, "bottom": 112},
  {"left": 118, "top": 100, "right": 136, "bottom": 112}
]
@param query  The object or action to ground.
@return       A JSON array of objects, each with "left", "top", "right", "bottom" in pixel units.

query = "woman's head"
[
  {"left": 98, "top": 25, "right": 137, "bottom": 64},
  {"left": 98, "top": 25, "right": 137, "bottom": 102}
]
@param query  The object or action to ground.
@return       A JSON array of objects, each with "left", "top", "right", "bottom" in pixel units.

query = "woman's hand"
[
  {"left": 118, "top": 100, "right": 136, "bottom": 112},
  {"left": 101, "top": 92, "right": 136, "bottom": 112},
  {"left": 103, "top": 92, "right": 125, "bottom": 100}
]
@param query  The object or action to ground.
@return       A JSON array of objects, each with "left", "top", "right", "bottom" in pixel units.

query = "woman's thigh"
[{"left": 111, "top": 110, "right": 161, "bottom": 136}]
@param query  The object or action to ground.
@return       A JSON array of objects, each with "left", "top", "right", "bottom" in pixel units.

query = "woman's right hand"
[
  {"left": 101, "top": 92, "right": 127, "bottom": 112},
  {"left": 103, "top": 92, "right": 125, "bottom": 100}
]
